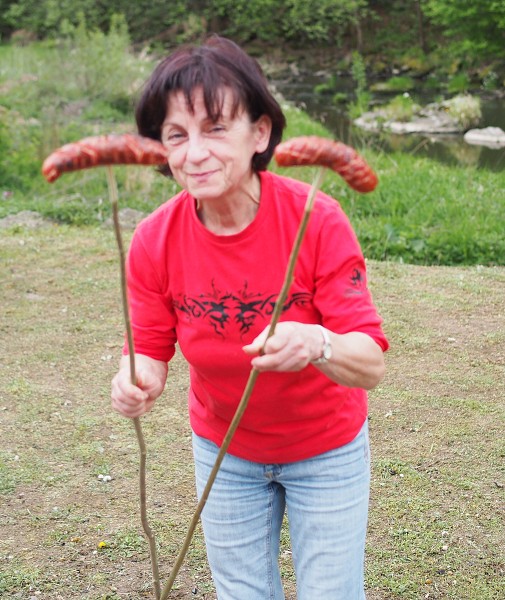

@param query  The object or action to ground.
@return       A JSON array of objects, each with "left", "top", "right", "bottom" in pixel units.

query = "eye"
[
  {"left": 163, "top": 130, "right": 186, "bottom": 145},
  {"left": 209, "top": 124, "right": 225, "bottom": 134}
]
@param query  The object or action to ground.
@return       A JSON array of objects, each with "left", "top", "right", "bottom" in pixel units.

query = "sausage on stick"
[
  {"left": 274, "top": 135, "right": 378, "bottom": 193},
  {"left": 42, "top": 133, "right": 166, "bottom": 600},
  {"left": 42, "top": 133, "right": 169, "bottom": 182},
  {"left": 160, "top": 136, "right": 378, "bottom": 599}
]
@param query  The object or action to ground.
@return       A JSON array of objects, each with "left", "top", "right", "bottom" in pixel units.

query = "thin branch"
[{"left": 106, "top": 166, "right": 161, "bottom": 600}]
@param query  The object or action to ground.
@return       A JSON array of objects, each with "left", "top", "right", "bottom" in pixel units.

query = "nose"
[{"left": 186, "top": 133, "right": 210, "bottom": 164}]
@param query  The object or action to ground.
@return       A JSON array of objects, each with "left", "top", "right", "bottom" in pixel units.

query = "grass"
[{"left": 1, "top": 226, "right": 504, "bottom": 599}]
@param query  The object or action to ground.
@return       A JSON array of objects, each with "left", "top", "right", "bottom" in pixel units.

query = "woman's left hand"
[
  {"left": 242, "top": 321, "right": 322, "bottom": 372},
  {"left": 243, "top": 321, "right": 386, "bottom": 390}
]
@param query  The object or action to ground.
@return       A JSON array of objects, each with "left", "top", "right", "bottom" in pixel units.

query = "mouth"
[{"left": 187, "top": 170, "right": 217, "bottom": 182}]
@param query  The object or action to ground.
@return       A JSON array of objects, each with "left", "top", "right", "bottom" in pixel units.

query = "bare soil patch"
[{"left": 1, "top": 225, "right": 503, "bottom": 599}]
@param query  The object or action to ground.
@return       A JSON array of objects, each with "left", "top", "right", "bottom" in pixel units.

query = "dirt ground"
[{"left": 1, "top": 219, "right": 504, "bottom": 599}]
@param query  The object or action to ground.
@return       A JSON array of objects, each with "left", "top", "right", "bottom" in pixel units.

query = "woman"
[{"left": 111, "top": 35, "right": 388, "bottom": 600}]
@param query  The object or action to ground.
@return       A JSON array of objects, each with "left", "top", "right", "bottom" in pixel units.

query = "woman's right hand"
[{"left": 111, "top": 354, "right": 168, "bottom": 418}]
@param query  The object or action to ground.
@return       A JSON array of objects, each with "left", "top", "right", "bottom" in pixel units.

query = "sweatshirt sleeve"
[
  {"left": 312, "top": 197, "right": 389, "bottom": 352},
  {"left": 122, "top": 228, "right": 177, "bottom": 363}
]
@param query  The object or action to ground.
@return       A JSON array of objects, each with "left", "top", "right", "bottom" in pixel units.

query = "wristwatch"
[{"left": 311, "top": 325, "right": 333, "bottom": 365}]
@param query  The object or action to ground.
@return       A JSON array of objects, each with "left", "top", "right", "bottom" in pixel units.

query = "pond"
[{"left": 273, "top": 70, "right": 505, "bottom": 173}]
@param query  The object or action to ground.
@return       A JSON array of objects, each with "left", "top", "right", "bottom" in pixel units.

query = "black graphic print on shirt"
[
  {"left": 173, "top": 280, "right": 312, "bottom": 337},
  {"left": 344, "top": 267, "right": 365, "bottom": 296}
]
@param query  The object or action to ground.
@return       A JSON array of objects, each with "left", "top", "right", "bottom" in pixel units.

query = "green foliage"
[
  {"left": 423, "top": 0, "right": 505, "bottom": 59},
  {"left": 1, "top": 0, "right": 370, "bottom": 47},
  {"left": 348, "top": 51, "right": 371, "bottom": 119},
  {"left": 56, "top": 13, "right": 144, "bottom": 112},
  {"left": 481, "top": 69, "right": 499, "bottom": 91},
  {"left": 447, "top": 72, "right": 470, "bottom": 94},
  {"left": 280, "top": 0, "right": 368, "bottom": 45},
  {"left": 1, "top": 0, "right": 187, "bottom": 43},
  {"left": 203, "top": 0, "right": 281, "bottom": 42},
  {"left": 314, "top": 74, "right": 339, "bottom": 95},
  {"left": 381, "top": 93, "right": 420, "bottom": 122},
  {"left": 0, "top": 112, "right": 43, "bottom": 193},
  {"left": 1, "top": 0, "right": 504, "bottom": 64},
  {"left": 397, "top": 50, "right": 433, "bottom": 76},
  {"left": 0, "top": 17, "right": 151, "bottom": 121},
  {"left": 313, "top": 75, "right": 350, "bottom": 106},
  {"left": 371, "top": 75, "right": 416, "bottom": 93},
  {"left": 0, "top": 18, "right": 156, "bottom": 203}
]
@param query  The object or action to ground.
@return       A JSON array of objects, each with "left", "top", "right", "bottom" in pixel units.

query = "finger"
[
  {"left": 112, "top": 395, "right": 150, "bottom": 418},
  {"left": 113, "top": 374, "right": 149, "bottom": 401},
  {"left": 250, "top": 338, "right": 310, "bottom": 372},
  {"left": 242, "top": 332, "right": 268, "bottom": 355}
]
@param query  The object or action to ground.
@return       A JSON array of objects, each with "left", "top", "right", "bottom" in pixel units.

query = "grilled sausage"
[
  {"left": 274, "top": 135, "right": 378, "bottom": 193},
  {"left": 42, "top": 134, "right": 169, "bottom": 182}
]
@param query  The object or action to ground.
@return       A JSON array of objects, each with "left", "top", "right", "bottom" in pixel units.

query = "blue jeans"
[{"left": 192, "top": 420, "right": 370, "bottom": 600}]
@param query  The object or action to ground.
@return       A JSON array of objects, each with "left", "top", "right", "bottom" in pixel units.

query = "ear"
[{"left": 253, "top": 115, "right": 272, "bottom": 154}]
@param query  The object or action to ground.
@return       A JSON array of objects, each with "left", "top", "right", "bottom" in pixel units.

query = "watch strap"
[{"left": 311, "top": 324, "right": 332, "bottom": 365}]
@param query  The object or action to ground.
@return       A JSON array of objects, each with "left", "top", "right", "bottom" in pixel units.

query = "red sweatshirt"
[{"left": 125, "top": 170, "right": 388, "bottom": 463}]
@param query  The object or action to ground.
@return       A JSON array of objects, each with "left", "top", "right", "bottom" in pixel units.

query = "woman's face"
[{"left": 161, "top": 87, "right": 271, "bottom": 204}]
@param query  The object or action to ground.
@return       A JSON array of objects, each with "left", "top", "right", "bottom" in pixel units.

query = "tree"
[
  {"left": 0, "top": 0, "right": 188, "bottom": 42},
  {"left": 281, "top": 0, "right": 369, "bottom": 46},
  {"left": 423, "top": 0, "right": 505, "bottom": 58}
]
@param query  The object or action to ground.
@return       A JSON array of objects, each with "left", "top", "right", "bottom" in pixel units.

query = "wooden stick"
[
  {"left": 106, "top": 166, "right": 161, "bottom": 600},
  {"left": 160, "top": 166, "right": 326, "bottom": 599}
]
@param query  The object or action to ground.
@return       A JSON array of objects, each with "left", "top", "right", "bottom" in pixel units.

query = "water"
[{"left": 273, "top": 71, "right": 505, "bottom": 172}]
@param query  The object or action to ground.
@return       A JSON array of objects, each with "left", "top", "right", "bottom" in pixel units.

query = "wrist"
[{"left": 311, "top": 325, "right": 333, "bottom": 365}]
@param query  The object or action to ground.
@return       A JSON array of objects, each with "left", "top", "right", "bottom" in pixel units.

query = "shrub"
[
  {"left": 57, "top": 13, "right": 147, "bottom": 113},
  {"left": 382, "top": 94, "right": 420, "bottom": 122},
  {"left": 447, "top": 72, "right": 470, "bottom": 94},
  {"left": 348, "top": 51, "right": 371, "bottom": 119},
  {"left": 443, "top": 94, "right": 481, "bottom": 129},
  {"left": 371, "top": 75, "right": 416, "bottom": 93}
]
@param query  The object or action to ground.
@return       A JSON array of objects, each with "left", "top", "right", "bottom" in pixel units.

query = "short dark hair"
[{"left": 135, "top": 36, "right": 286, "bottom": 176}]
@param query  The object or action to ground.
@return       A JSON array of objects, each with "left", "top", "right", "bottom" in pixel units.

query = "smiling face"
[{"left": 161, "top": 87, "right": 271, "bottom": 205}]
